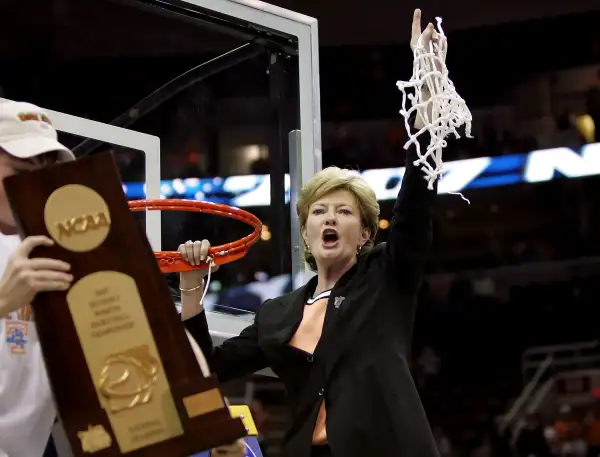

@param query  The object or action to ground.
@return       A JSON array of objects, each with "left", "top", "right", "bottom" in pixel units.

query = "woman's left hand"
[{"left": 210, "top": 439, "right": 246, "bottom": 457}]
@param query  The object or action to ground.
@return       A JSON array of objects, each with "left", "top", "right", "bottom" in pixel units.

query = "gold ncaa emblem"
[{"left": 44, "top": 184, "right": 111, "bottom": 252}]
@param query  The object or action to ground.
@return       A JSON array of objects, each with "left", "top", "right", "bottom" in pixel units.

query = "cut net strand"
[{"left": 396, "top": 16, "right": 473, "bottom": 194}]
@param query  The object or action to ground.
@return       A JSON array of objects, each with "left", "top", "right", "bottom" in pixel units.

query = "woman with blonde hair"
[{"left": 181, "top": 9, "right": 448, "bottom": 457}]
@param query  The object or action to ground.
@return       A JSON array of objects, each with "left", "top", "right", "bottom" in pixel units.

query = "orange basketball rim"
[{"left": 128, "top": 199, "right": 262, "bottom": 273}]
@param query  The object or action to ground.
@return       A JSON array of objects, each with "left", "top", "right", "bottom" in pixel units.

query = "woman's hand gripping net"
[{"left": 397, "top": 9, "right": 473, "bottom": 190}]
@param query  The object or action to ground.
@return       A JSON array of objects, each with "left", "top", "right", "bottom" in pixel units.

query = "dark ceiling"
[
  {"left": 1, "top": 0, "right": 600, "bottom": 58},
  {"left": 0, "top": 0, "right": 244, "bottom": 58},
  {"left": 272, "top": 0, "right": 600, "bottom": 46}
]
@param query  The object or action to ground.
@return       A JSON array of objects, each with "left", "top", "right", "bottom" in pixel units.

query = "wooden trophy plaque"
[{"left": 3, "top": 153, "right": 247, "bottom": 456}]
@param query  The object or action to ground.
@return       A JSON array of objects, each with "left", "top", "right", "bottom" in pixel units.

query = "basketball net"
[{"left": 396, "top": 16, "right": 473, "bottom": 195}]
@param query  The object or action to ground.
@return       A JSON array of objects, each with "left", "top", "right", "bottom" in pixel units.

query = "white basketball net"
[{"left": 396, "top": 17, "right": 473, "bottom": 190}]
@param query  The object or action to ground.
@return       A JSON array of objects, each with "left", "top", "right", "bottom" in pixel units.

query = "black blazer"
[{"left": 185, "top": 139, "right": 438, "bottom": 457}]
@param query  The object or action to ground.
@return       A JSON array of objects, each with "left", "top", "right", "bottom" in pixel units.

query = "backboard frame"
[{"left": 152, "top": 0, "right": 323, "bottom": 279}]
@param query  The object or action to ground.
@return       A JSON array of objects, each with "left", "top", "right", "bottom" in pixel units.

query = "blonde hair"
[{"left": 296, "top": 167, "right": 380, "bottom": 270}]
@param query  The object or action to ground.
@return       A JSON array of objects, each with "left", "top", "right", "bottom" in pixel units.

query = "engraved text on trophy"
[{"left": 67, "top": 272, "right": 183, "bottom": 452}]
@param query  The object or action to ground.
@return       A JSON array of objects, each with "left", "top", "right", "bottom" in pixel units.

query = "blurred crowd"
[
  {"left": 320, "top": 69, "right": 600, "bottom": 171},
  {"left": 426, "top": 404, "right": 600, "bottom": 457}
]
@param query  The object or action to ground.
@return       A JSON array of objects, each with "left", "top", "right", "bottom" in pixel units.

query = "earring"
[{"left": 357, "top": 245, "right": 362, "bottom": 254}]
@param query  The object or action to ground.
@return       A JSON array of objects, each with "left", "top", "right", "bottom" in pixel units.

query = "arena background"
[{"left": 2, "top": 0, "right": 600, "bottom": 456}]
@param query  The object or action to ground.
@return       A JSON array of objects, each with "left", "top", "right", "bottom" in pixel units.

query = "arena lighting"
[{"left": 122, "top": 142, "right": 600, "bottom": 206}]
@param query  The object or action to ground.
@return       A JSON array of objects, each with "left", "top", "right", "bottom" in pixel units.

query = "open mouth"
[{"left": 322, "top": 228, "right": 339, "bottom": 247}]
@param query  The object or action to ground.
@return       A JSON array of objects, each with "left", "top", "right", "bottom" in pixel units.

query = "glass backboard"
[{"left": 0, "top": 0, "right": 322, "bottom": 344}]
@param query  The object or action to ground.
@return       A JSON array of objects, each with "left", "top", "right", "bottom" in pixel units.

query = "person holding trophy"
[{"left": 0, "top": 101, "right": 245, "bottom": 457}]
